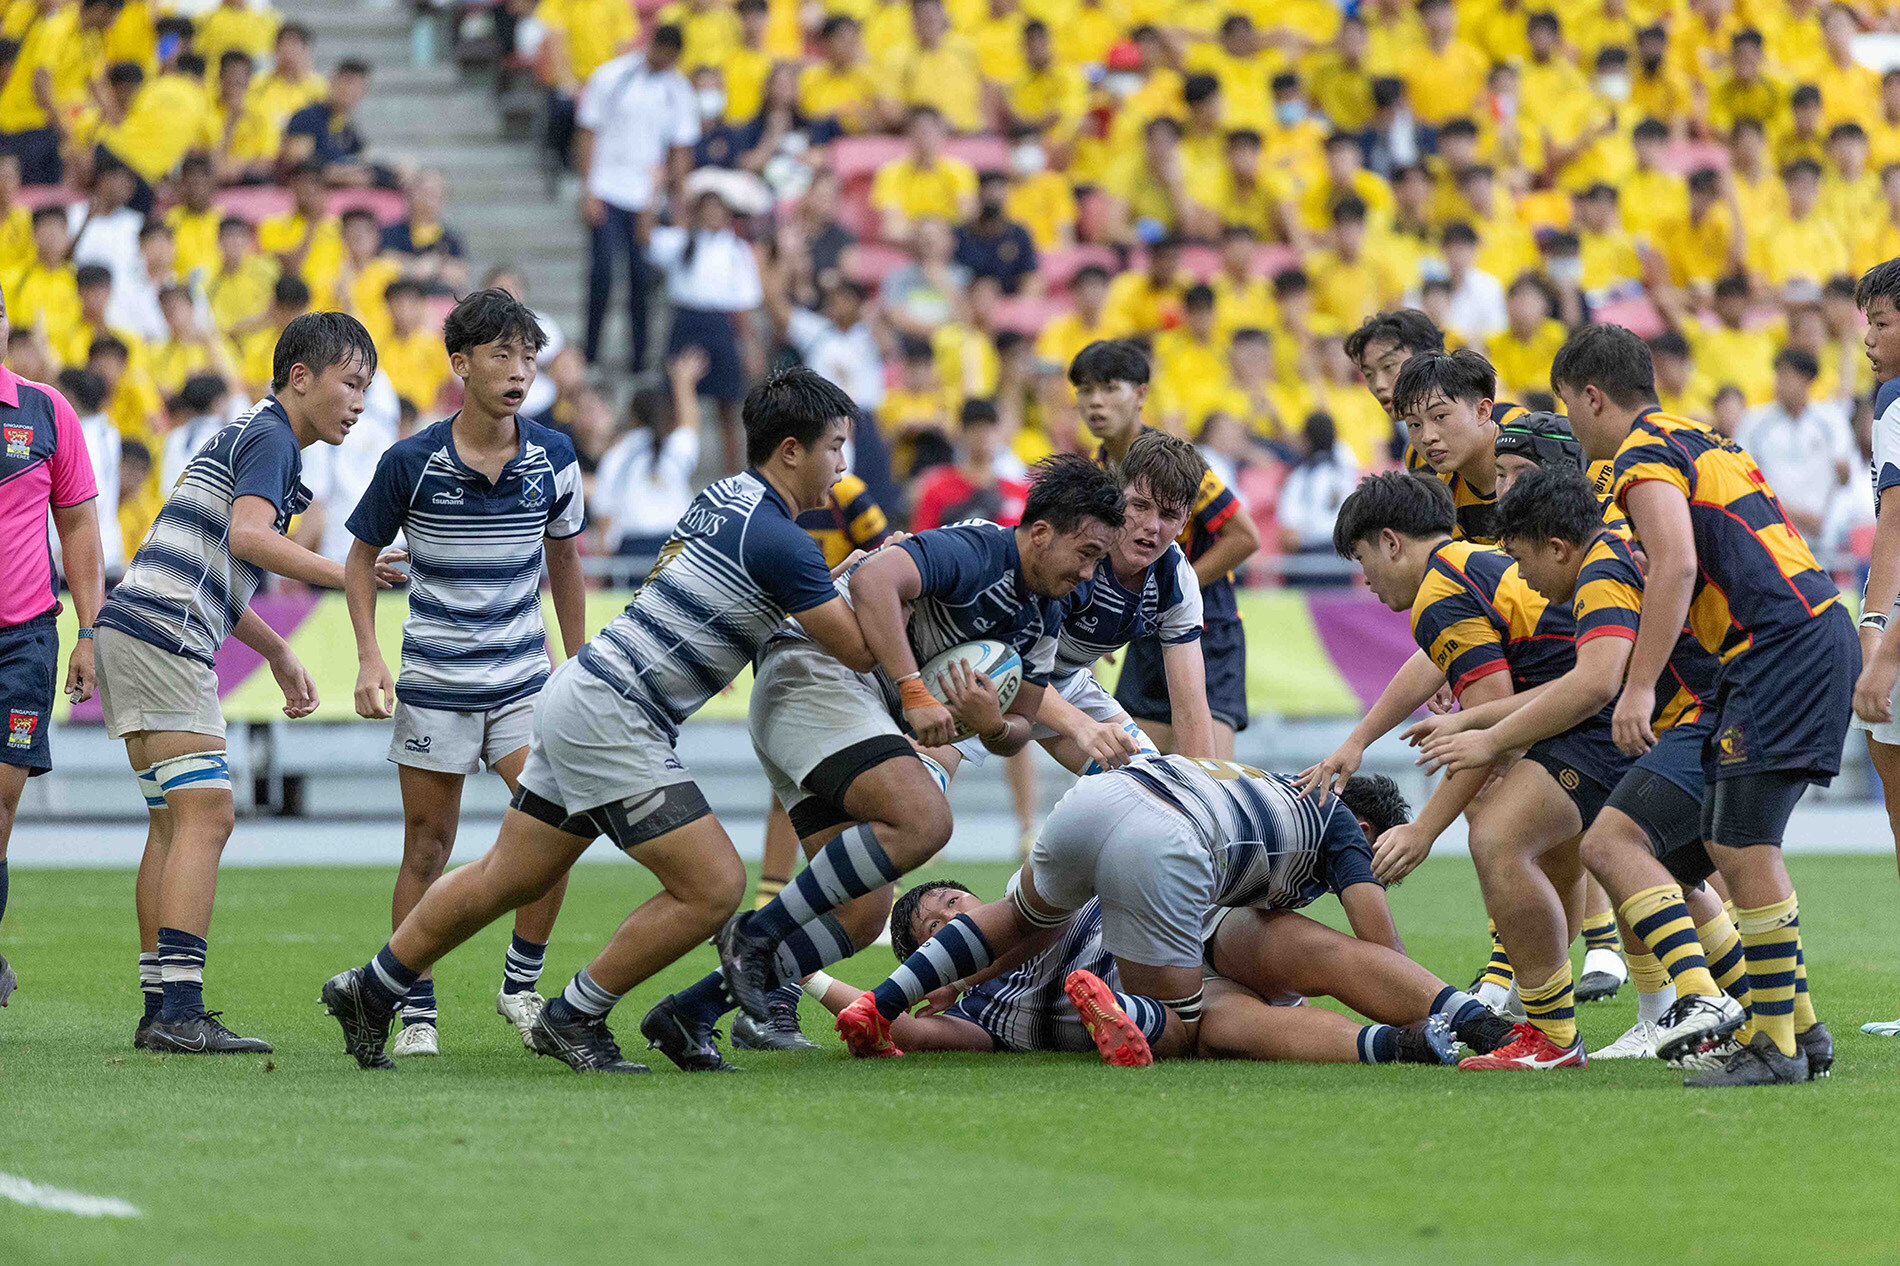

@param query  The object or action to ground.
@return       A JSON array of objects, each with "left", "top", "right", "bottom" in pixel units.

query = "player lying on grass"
[
  {"left": 321, "top": 367, "right": 881, "bottom": 1073},
  {"left": 1554, "top": 321, "right": 1852, "bottom": 1087},
  {"left": 1333, "top": 461, "right": 1628, "bottom": 1071},
  {"left": 832, "top": 757, "right": 1516, "bottom": 1062},
  {"left": 692, "top": 458, "right": 1133, "bottom": 1046}
]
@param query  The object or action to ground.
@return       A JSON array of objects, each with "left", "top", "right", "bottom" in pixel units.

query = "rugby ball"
[{"left": 919, "top": 640, "right": 1024, "bottom": 741}]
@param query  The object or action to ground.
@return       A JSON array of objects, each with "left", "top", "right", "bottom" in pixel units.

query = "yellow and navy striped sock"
[
  {"left": 1582, "top": 909, "right": 1621, "bottom": 955},
  {"left": 1619, "top": 885, "right": 1719, "bottom": 997},
  {"left": 1481, "top": 921, "right": 1514, "bottom": 990},
  {"left": 1625, "top": 945, "right": 1669, "bottom": 994},
  {"left": 1737, "top": 895, "right": 1801, "bottom": 1056},
  {"left": 1695, "top": 906, "right": 1751, "bottom": 1010},
  {"left": 754, "top": 875, "right": 788, "bottom": 912},
  {"left": 1792, "top": 926, "right": 1818, "bottom": 1034},
  {"left": 1520, "top": 963, "right": 1577, "bottom": 1047}
]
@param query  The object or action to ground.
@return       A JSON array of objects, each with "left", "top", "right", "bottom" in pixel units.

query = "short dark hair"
[
  {"left": 220, "top": 49, "right": 252, "bottom": 72},
  {"left": 1857, "top": 257, "right": 1900, "bottom": 311},
  {"left": 219, "top": 214, "right": 252, "bottom": 235},
  {"left": 1783, "top": 156, "right": 1823, "bottom": 180},
  {"left": 1183, "top": 72, "right": 1219, "bottom": 105},
  {"left": 960, "top": 397, "right": 999, "bottom": 426},
  {"left": 1793, "top": 83, "right": 1821, "bottom": 108},
  {"left": 174, "top": 372, "right": 228, "bottom": 416},
  {"left": 1633, "top": 117, "right": 1670, "bottom": 142},
  {"left": 1023, "top": 454, "right": 1126, "bottom": 534},
  {"left": 1647, "top": 328, "right": 1690, "bottom": 359},
  {"left": 1068, "top": 339, "right": 1150, "bottom": 387},
  {"left": 1332, "top": 471, "right": 1456, "bottom": 558},
  {"left": 1439, "top": 117, "right": 1479, "bottom": 141},
  {"left": 106, "top": 61, "right": 143, "bottom": 88},
  {"left": 274, "top": 275, "right": 312, "bottom": 309},
  {"left": 1497, "top": 464, "right": 1602, "bottom": 547},
  {"left": 384, "top": 278, "right": 426, "bottom": 304},
  {"left": 31, "top": 205, "right": 65, "bottom": 229},
  {"left": 1389, "top": 348, "right": 1495, "bottom": 418},
  {"left": 271, "top": 311, "right": 377, "bottom": 391},
  {"left": 1339, "top": 773, "right": 1410, "bottom": 840},
  {"left": 889, "top": 879, "right": 972, "bottom": 961},
  {"left": 1775, "top": 346, "right": 1819, "bottom": 380},
  {"left": 335, "top": 57, "right": 371, "bottom": 77},
  {"left": 1345, "top": 310, "right": 1444, "bottom": 363},
  {"left": 279, "top": 20, "right": 312, "bottom": 43},
  {"left": 56, "top": 367, "right": 107, "bottom": 414},
  {"left": 1549, "top": 323, "right": 1656, "bottom": 408},
  {"left": 442, "top": 288, "right": 547, "bottom": 357},
  {"left": 742, "top": 365, "right": 858, "bottom": 466},
  {"left": 1120, "top": 430, "right": 1206, "bottom": 519},
  {"left": 1687, "top": 167, "right": 1720, "bottom": 196},
  {"left": 1183, "top": 283, "right": 1215, "bottom": 312},
  {"left": 1714, "top": 272, "right": 1750, "bottom": 300},
  {"left": 1731, "top": 26, "right": 1763, "bottom": 48},
  {"left": 75, "top": 264, "right": 112, "bottom": 290},
  {"left": 88, "top": 335, "right": 129, "bottom": 362}
]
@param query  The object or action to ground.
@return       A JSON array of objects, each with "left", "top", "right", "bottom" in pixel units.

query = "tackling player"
[
  {"left": 344, "top": 289, "right": 588, "bottom": 1056},
  {"left": 320, "top": 367, "right": 879, "bottom": 1073},
  {"left": 97, "top": 313, "right": 402, "bottom": 1054},
  {"left": 1072, "top": 341, "right": 1259, "bottom": 758},
  {"left": 1554, "top": 322, "right": 1855, "bottom": 1087}
]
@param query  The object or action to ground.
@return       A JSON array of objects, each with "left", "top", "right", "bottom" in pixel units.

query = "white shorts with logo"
[
  {"left": 749, "top": 636, "right": 903, "bottom": 813},
  {"left": 951, "top": 667, "right": 1152, "bottom": 769},
  {"left": 388, "top": 697, "right": 536, "bottom": 775},
  {"left": 517, "top": 659, "right": 695, "bottom": 817},
  {"left": 1030, "top": 772, "right": 1212, "bottom": 970},
  {"left": 94, "top": 626, "right": 225, "bottom": 741}
]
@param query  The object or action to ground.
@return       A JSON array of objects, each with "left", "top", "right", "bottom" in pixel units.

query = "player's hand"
[
  {"left": 905, "top": 700, "right": 957, "bottom": 748},
  {"left": 915, "top": 981, "right": 964, "bottom": 1016},
  {"left": 1424, "top": 683, "right": 1458, "bottom": 715},
  {"left": 1076, "top": 718, "right": 1141, "bottom": 770},
  {"left": 1296, "top": 740, "right": 1363, "bottom": 798},
  {"left": 941, "top": 659, "right": 1004, "bottom": 741},
  {"left": 1400, "top": 711, "right": 1466, "bottom": 747},
  {"left": 373, "top": 547, "right": 408, "bottom": 588},
  {"left": 1611, "top": 685, "right": 1657, "bottom": 755},
  {"left": 1855, "top": 657, "right": 1899, "bottom": 725},
  {"left": 272, "top": 651, "right": 319, "bottom": 719},
  {"left": 1371, "top": 822, "right": 1433, "bottom": 884},
  {"left": 1415, "top": 728, "right": 1498, "bottom": 775},
  {"left": 581, "top": 192, "right": 606, "bottom": 226},
  {"left": 354, "top": 659, "right": 395, "bottom": 720},
  {"left": 64, "top": 637, "right": 96, "bottom": 705}
]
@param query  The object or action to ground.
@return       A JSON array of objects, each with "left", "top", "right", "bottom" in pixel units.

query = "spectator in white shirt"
[
  {"left": 1439, "top": 222, "right": 1507, "bottom": 344},
  {"left": 57, "top": 368, "right": 124, "bottom": 579},
  {"left": 158, "top": 375, "right": 233, "bottom": 496},
  {"left": 591, "top": 351, "right": 705, "bottom": 583},
  {"left": 649, "top": 186, "right": 763, "bottom": 474},
  {"left": 68, "top": 162, "right": 145, "bottom": 286},
  {"left": 1277, "top": 411, "right": 1360, "bottom": 585},
  {"left": 1736, "top": 347, "right": 1855, "bottom": 539},
  {"left": 771, "top": 277, "right": 883, "bottom": 416},
  {"left": 1820, "top": 393, "right": 1876, "bottom": 563},
  {"left": 106, "top": 221, "right": 173, "bottom": 345},
  {"left": 577, "top": 25, "right": 699, "bottom": 371}
]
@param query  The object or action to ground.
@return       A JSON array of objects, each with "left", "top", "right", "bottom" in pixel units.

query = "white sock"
[
  {"left": 1475, "top": 980, "right": 1511, "bottom": 1011},
  {"left": 1636, "top": 983, "right": 1678, "bottom": 1026}
]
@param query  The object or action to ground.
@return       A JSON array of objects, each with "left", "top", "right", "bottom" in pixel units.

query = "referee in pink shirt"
[{"left": 0, "top": 299, "right": 106, "bottom": 1008}]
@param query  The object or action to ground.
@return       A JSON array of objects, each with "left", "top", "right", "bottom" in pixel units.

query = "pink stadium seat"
[
  {"left": 829, "top": 136, "right": 908, "bottom": 184},
  {"left": 841, "top": 242, "right": 910, "bottom": 287},
  {"left": 995, "top": 293, "right": 1065, "bottom": 334},
  {"left": 1592, "top": 296, "right": 1664, "bottom": 339},
  {"left": 1661, "top": 140, "right": 1729, "bottom": 174},
  {"left": 1038, "top": 245, "right": 1120, "bottom": 289}
]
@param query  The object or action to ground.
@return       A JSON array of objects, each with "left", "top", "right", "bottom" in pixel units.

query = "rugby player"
[
  {"left": 97, "top": 312, "right": 403, "bottom": 1054},
  {"left": 320, "top": 367, "right": 879, "bottom": 1072},
  {"left": 1554, "top": 322, "right": 1854, "bottom": 1086},
  {"left": 344, "top": 289, "right": 588, "bottom": 1055},
  {"left": 1072, "top": 340, "right": 1259, "bottom": 759}
]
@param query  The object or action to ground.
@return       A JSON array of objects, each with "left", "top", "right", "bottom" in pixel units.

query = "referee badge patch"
[
  {"left": 8, "top": 710, "right": 38, "bottom": 748},
  {"left": 4, "top": 425, "right": 30, "bottom": 457}
]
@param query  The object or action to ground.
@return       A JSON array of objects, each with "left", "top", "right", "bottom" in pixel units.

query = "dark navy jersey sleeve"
[
  {"left": 1319, "top": 802, "right": 1381, "bottom": 894},
  {"left": 230, "top": 420, "right": 302, "bottom": 514},
  {"left": 346, "top": 441, "right": 418, "bottom": 548},
  {"left": 900, "top": 523, "right": 992, "bottom": 603},
  {"left": 744, "top": 510, "right": 840, "bottom": 615}
]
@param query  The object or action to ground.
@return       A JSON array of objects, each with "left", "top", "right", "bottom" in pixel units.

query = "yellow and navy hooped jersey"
[
  {"left": 1411, "top": 538, "right": 1588, "bottom": 703},
  {"left": 1402, "top": 400, "right": 1524, "bottom": 544},
  {"left": 1571, "top": 531, "right": 1720, "bottom": 731},
  {"left": 1610, "top": 410, "right": 1841, "bottom": 663},
  {"left": 796, "top": 473, "right": 888, "bottom": 568},
  {"left": 1587, "top": 458, "right": 1631, "bottom": 539}
]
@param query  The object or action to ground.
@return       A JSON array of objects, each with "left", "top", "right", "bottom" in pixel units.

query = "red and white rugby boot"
[
  {"left": 1456, "top": 1022, "right": 1586, "bottom": 1071},
  {"left": 836, "top": 992, "right": 904, "bottom": 1058},
  {"left": 1064, "top": 969, "right": 1154, "bottom": 1068}
]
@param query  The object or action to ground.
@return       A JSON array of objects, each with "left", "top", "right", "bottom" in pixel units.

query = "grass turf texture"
[{"left": 3, "top": 856, "right": 1898, "bottom": 1264}]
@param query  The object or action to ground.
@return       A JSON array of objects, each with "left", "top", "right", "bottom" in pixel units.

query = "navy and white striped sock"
[
  {"left": 766, "top": 980, "right": 803, "bottom": 1012},
  {"left": 401, "top": 978, "right": 438, "bottom": 1028},
  {"left": 1432, "top": 985, "right": 1488, "bottom": 1030},
  {"left": 156, "top": 927, "right": 208, "bottom": 1021},
  {"left": 547, "top": 967, "right": 623, "bottom": 1024},
  {"left": 673, "top": 969, "right": 735, "bottom": 1026},
  {"left": 871, "top": 913, "right": 994, "bottom": 1020},
  {"left": 1117, "top": 993, "right": 1169, "bottom": 1043},
  {"left": 771, "top": 914, "right": 856, "bottom": 981},
  {"left": 502, "top": 934, "right": 547, "bottom": 995},
  {"left": 361, "top": 944, "right": 420, "bottom": 1011},
  {"left": 745, "top": 825, "right": 899, "bottom": 942},
  {"left": 138, "top": 952, "right": 163, "bottom": 1024},
  {"left": 1357, "top": 1024, "right": 1400, "bottom": 1064}
]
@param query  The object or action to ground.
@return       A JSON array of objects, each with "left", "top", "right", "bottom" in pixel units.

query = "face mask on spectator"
[
  {"left": 1596, "top": 73, "right": 1631, "bottom": 101},
  {"left": 1012, "top": 142, "right": 1046, "bottom": 176},
  {"left": 697, "top": 88, "right": 726, "bottom": 119},
  {"left": 1276, "top": 100, "right": 1307, "bottom": 126}
]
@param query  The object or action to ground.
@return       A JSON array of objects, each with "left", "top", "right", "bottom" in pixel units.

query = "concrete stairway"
[{"left": 277, "top": 0, "right": 590, "bottom": 343}]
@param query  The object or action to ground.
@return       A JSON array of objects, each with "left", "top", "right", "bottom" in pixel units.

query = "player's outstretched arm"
[
  {"left": 1416, "top": 638, "right": 1629, "bottom": 775},
  {"left": 1298, "top": 648, "right": 1445, "bottom": 796},
  {"left": 1160, "top": 640, "right": 1215, "bottom": 758},
  {"left": 1615, "top": 482, "right": 1696, "bottom": 754},
  {"left": 1034, "top": 686, "right": 1140, "bottom": 771},
  {"left": 805, "top": 973, "right": 997, "bottom": 1051},
  {"left": 1370, "top": 671, "right": 1513, "bottom": 883}
]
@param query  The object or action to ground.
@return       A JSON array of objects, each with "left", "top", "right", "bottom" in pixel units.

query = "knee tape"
[
  {"left": 134, "top": 765, "right": 166, "bottom": 809},
  {"left": 1161, "top": 987, "right": 1205, "bottom": 1024},
  {"left": 150, "top": 751, "right": 232, "bottom": 799},
  {"left": 1006, "top": 867, "right": 1071, "bottom": 929}
]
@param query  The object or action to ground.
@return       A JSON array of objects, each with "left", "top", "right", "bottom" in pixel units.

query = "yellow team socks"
[
  {"left": 1619, "top": 885, "right": 1720, "bottom": 998},
  {"left": 1737, "top": 894, "right": 1801, "bottom": 1056},
  {"left": 1582, "top": 909, "right": 1621, "bottom": 954},
  {"left": 1792, "top": 928, "right": 1818, "bottom": 1034},
  {"left": 754, "top": 876, "right": 788, "bottom": 911},
  {"left": 1520, "top": 963, "right": 1577, "bottom": 1047},
  {"left": 1481, "top": 921, "right": 1514, "bottom": 990},
  {"left": 1625, "top": 945, "right": 1670, "bottom": 994},
  {"left": 1695, "top": 905, "right": 1751, "bottom": 1010}
]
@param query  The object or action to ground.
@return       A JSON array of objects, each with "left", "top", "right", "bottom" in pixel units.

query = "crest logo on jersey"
[
  {"left": 1558, "top": 768, "right": 1580, "bottom": 791},
  {"left": 7, "top": 710, "right": 37, "bottom": 748},
  {"left": 3, "top": 425, "right": 30, "bottom": 457},
  {"left": 403, "top": 736, "right": 432, "bottom": 754},
  {"left": 521, "top": 473, "right": 546, "bottom": 507},
  {"left": 432, "top": 486, "right": 465, "bottom": 505}
]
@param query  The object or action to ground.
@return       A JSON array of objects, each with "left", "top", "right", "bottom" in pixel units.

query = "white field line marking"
[{"left": 0, "top": 1172, "right": 141, "bottom": 1218}]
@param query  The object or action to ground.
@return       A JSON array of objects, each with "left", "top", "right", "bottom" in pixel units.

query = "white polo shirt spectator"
[
  {"left": 785, "top": 305, "right": 884, "bottom": 415},
  {"left": 1737, "top": 382, "right": 1855, "bottom": 537}
]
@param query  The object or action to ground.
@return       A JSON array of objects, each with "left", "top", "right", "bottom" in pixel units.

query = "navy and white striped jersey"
[
  {"left": 947, "top": 899, "right": 1117, "bottom": 1053},
  {"left": 96, "top": 397, "right": 311, "bottom": 666},
  {"left": 578, "top": 470, "right": 838, "bottom": 738},
  {"left": 895, "top": 520, "right": 1062, "bottom": 686},
  {"left": 1115, "top": 755, "right": 1381, "bottom": 911},
  {"left": 1055, "top": 543, "right": 1202, "bottom": 675},
  {"left": 346, "top": 417, "right": 585, "bottom": 712},
  {"left": 1871, "top": 378, "right": 1900, "bottom": 519}
]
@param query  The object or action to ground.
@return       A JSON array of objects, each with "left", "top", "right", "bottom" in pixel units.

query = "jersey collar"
[{"left": 441, "top": 411, "right": 530, "bottom": 488}]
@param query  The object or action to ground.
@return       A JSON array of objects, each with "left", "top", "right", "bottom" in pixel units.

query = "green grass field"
[{"left": 3, "top": 855, "right": 1898, "bottom": 1264}]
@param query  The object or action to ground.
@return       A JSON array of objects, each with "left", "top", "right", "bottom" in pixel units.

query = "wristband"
[
  {"left": 898, "top": 675, "right": 939, "bottom": 711},
  {"left": 1862, "top": 612, "right": 1889, "bottom": 631},
  {"left": 802, "top": 971, "right": 837, "bottom": 1001},
  {"left": 980, "top": 719, "right": 1011, "bottom": 746},
  {"left": 76, "top": 627, "right": 94, "bottom": 640}
]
